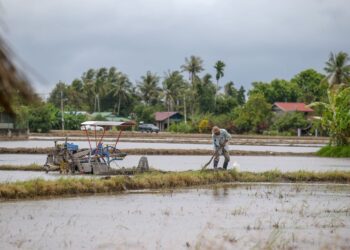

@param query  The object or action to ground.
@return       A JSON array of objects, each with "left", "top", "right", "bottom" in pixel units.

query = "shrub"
[
  {"left": 198, "top": 119, "right": 210, "bottom": 133},
  {"left": 28, "top": 103, "right": 58, "bottom": 132},
  {"left": 262, "top": 130, "right": 293, "bottom": 136},
  {"left": 168, "top": 122, "right": 195, "bottom": 133},
  {"left": 317, "top": 145, "right": 350, "bottom": 157},
  {"left": 92, "top": 114, "right": 107, "bottom": 121},
  {"left": 272, "top": 112, "right": 309, "bottom": 134}
]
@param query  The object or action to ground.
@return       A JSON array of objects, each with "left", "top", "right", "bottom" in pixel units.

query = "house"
[
  {"left": 273, "top": 102, "right": 314, "bottom": 117},
  {"left": 0, "top": 111, "right": 14, "bottom": 129},
  {"left": 0, "top": 111, "right": 27, "bottom": 137},
  {"left": 155, "top": 112, "right": 183, "bottom": 131}
]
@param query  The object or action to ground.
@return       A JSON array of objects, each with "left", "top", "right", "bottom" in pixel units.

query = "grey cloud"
[{"left": 2, "top": 0, "right": 350, "bottom": 95}]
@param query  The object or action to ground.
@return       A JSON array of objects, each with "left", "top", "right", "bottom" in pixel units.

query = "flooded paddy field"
[
  {"left": 27, "top": 135, "right": 328, "bottom": 146},
  {"left": 0, "top": 140, "right": 320, "bottom": 153},
  {"left": 0, "top": 183, "right": 349, "bottom": 249},
  {"left": 1, "top": 154, "right": 349, "bottom": 172},
  {"left": 0, "top": 170, "right": 100, "bottom": 183},
  {"left": 0, "top": 154, "right": 45, "bottom": 165},
  {"left": 0, "top": 154, "right": 350, "bottom": 183}
]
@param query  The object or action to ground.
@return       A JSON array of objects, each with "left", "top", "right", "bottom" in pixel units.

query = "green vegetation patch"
[
  {"left": 1, "top": 169, "right": 350, "bottom": 201},
  {"left": 0, "top": 164, "right": 43, "bottom": 171},
  {"left": 317, "top": 145, "right": 350, "bottom": 157}
]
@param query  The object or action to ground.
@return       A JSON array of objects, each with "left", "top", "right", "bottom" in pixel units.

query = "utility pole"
[
  {"left": 183, "top": 95, "right": 187, "bottom": 124},
  {"left": 61, "top": 90, "right": 64, "bottom": 131}
]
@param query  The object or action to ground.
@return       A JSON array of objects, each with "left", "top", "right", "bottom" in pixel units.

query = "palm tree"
[
  {"left": 181, "top": 55, "right": 204, "bottom": 86},
  {"left": 94, "top": 68, "right": 108, "bottom": 112},
  {"left": 214, "top": 60, "right": 226, "bottom": 94},
  {"left": 163, "top": 74, "right": 175, "bottom": 112},
  {"left": 109, "top": 73, "right": 132, "bottom": 115},
  {"left": 162, "top": 71, "right": 186, "bottom": 111},
  {"left": 309, "top": 51, "right": 350, "bottom": 146},
  {"left": 324, "top": 51, "right": 350, "bottom": 89},
  {"left": 82, "top": 69, "right": 96, "bottom": 112},
  {"left": 224, "top": 81, "right": 238, "bottom": 97},
  {"left": 138, "top": 71, "right": 161, "bottom": 105},
  {"left": 0, "top": 37, "right": 36, "bottom": 115}
]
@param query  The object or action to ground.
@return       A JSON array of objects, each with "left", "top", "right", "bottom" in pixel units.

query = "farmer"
[{"left": 212, "top": 126, "right": 231, "bottom": 170}]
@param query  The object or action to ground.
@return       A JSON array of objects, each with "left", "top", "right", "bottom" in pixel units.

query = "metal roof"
[
  {"left": 274, "top": 102, "right": 314, "bottom": 112},
  {"left": 81, "top": 121, "right": 135, "bottom": 127},
  {"left": 155, "top": 112, "right": 180, "bottom": 121}
]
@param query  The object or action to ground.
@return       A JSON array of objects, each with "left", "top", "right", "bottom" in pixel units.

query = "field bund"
[{"left": 1, "top": 169, "right": 350, "bottom": 201}]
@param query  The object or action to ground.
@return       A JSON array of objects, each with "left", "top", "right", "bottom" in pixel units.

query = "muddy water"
[
  {"left": 119, "top": 155, "right": 350, "bottom": 172},
  {"left": 0, "top": 140, "right": 320, "bottom": 152},
  {"left": 0, "top": 171, "right": 98, "bottom": 183},
  {"left": 1, "top": 154, "right": 349, "bottom": 172},
  {"left": 0, "top": 154, "right": 45, "bottom": 165},
  {"left": 0, "top": 155, "right": 350, "bottom": 183},
  {"left": 0, "top": 184, "right": 349, "bottom": 249}
]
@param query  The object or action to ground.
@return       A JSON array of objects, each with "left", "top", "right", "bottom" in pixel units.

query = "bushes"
[
  {"left": 233, "top": 93, "right": 272, "bottom": 134},
  {"left": 64, "top": 113, "right": 87, "bottom": 130},
  {"left": 28, "top": 103, "right": 58, "bottom": 132},
  {"left": 198, "top": 119, "right": 210, "bottom": 133},
  {"left": 262, "top": 130, "right": 293, "bottom": 136},
  {"left": 134, "top": 104, "right": 162, "bottom": 123},
  {"left": 317, "top": 145, "right": 350, "bottom": 157},
  {"left": 168, "top": 122, "right": 195, "bottom": 133},
  {"left": 272, "top": 112, "right": 309, "bottom": 134}
]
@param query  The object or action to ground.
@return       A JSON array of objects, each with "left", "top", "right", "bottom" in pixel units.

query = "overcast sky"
[{"left": 1, "top": 0, "right": 350, "bottom": 97}]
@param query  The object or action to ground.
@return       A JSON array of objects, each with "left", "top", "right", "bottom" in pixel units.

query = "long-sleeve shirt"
[{"left": 212, "top": 129, "right": 231, "bottom": 153}]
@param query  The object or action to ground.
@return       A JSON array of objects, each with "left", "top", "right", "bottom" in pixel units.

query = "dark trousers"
[{"left": 213, "top": 149, "right": 230, "bottom": 169}]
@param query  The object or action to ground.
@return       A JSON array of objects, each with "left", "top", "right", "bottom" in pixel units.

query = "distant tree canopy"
[
  {"left": 28, "top": 51, "right": 350, "bottom": 136},
  {"left": 248, "top": 69, "right": 327, "bottom": 105},
  {"left": 47, "top": 57, "right": 247, "bottom": 123}
]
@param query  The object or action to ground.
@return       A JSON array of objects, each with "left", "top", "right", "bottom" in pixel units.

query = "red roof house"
[
  {"left": 273, "top": 102, "right": 314, "bottom": 117},
  {"left": 273, "top": 102, "right": 313, "bottom": 112}
]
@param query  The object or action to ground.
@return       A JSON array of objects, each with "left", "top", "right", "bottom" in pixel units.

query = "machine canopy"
[{"left": 81, "top": 121, "right": 135, "bottom": 127}]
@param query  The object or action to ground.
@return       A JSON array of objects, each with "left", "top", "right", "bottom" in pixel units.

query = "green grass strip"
[
  {"left": 1, "top": 169, "right": 350, "bottom": 201},
  {"left": 317, "top": 145, "right": 350, "bottom": 157},
  {"left": 0, "top": 164, "right": 43, "bottom": 171}
]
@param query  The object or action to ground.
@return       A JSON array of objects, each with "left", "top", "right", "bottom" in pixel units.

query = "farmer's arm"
[
  {"left": 212, "top": 134, "right": 219, "bottom": 150},
  {"left": 221, "top": 130, "right": 231, "bottom": 146}
]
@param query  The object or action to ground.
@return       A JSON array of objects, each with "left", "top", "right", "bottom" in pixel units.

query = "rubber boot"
[
  {"left": 223, "top": 161, "right": 229, "bottom": 170},
  {"left": 213, "top": 160, "right": 219, "bottom": 169}
]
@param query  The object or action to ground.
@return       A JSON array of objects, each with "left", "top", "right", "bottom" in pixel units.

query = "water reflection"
[
  {"left": 212, "top": 187, "right": 230, "bottom": 200},
  {"left": 0, "top": 140, "right": 320, "bottom": 152}
]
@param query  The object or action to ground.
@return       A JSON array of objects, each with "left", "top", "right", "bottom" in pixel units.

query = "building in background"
[
  {"left": 155, "top": 112, "right": 183, "bottom": 131},
  {"left": 273, "top": 102, "right": 314, "bottom": 117}
]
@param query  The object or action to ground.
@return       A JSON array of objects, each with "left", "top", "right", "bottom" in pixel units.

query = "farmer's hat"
[{"left": 212, "top": 126, "right": 220, "bottom": 134}]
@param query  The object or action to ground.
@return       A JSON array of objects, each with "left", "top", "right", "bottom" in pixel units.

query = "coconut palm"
[
  {"left": 109, "top": 72, "right": 132, "bottom": 115},
  {"left": 81, "top": 68, "right": 109, "bottom": 112},
  {"left": 82, "top": 69, "right": 97, "bottom": 112},
  {"left": 162, "top": 71, "right": 187, "bottom": 111},
  {"left": 0, "top": 37, "right": 36, "bottom": 115},
  {"left": 180, "top": 55, "right": 204, "bottom": 86},
  {"left": 94, "top": 68, "right": 108, "bottom": 112},
  {"left": 324, "top": 51, "right": 350, "bottom": 88},
  {"left": 214, "top": 60, "right": 226, "bottom": 94},
  {"left": 138, "top": 71, "right": 161, "bottom": 105}
]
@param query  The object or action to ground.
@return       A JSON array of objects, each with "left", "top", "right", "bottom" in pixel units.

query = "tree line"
[
  {"left": 10, "top": 51, "right": 350, "bottom": 146},
  {"left": 47, "top": 56, "right": 246, "bottom": 123}
]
